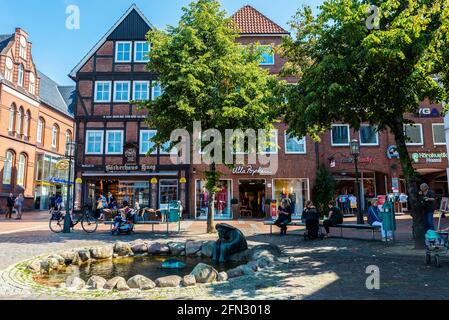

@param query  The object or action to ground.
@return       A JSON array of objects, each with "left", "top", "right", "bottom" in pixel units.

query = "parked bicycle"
[{"left": 49, "top": 205, "right": 98, "bottom": 233}]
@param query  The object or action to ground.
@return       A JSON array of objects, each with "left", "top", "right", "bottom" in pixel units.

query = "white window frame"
[
  {"left": 23, "top": 111, "right": 30, "bottom": 137},
  {"left": 8, "top": 107, "right": 15, "bottom": 132},
  {"left": 17, "top": 64, "right": 24, "bottom": 87},
  {"left": 19, "top": 36, "right": 27, "bottom": 59},
  {"left": 3, "top": 151, "right": 13, "bottom": 185},
  {"left": 151, "top": 82, "right": 162, "bottom": 100},
  {"left": 139, "top": 129, "right": 157, "bottom": 155},
  {"left": 36, "top": 118, "right": 44, "bottom": 143},
  {"left": 284, "top": 131, "right": 306, "bottom": 154},
  {"left": 404, "top": 123, "right": 424, "bottom": 146},
  {"left": 259, "top": 129, "right": 278, "bottom": 154},
  {"left": 331, "top": 124, "right": 350, "bottom": 146},
  {"left": 258, "top": 45, "right": 275, "bottom": 66},
  {"left": 94, "top": 81, "right": 112, "bottom": 103},
  {"left": 432, "top": 123, "right": 446, "bottom": 145},
  {"left": 85, "top": 130, "right": 104, "bottom": 155},
  {"left": 106, "top": 130, "right": 124, "bottom": 155},
  {"left": 134, "top": 41, "right": 150, "bottom": 62},
  {"left": 113, "top": 81, "right": 131, "bottom": 103},
  {"left": 17, "top": 154, "right": 26, "bottom": 187},
  {"left": 133, "top": 81, "right": 150, "bottom": 101},
  {"left": 115, "top": 41, "right": 132, "bottom": 63},
  {"left": 51, "top": 125, "right": 59, "bottom": 148},
  {"left": 359, "top": 124, "right": 379, "bottom": 146}
]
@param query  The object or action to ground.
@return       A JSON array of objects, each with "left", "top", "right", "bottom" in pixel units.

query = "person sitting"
[
  {"left": 368, "top": 198, "right": 392, "bottom": 242},
  {"left": 302, "top": 200, "right": 320, "bottom": 239},
  {"left": 274, "top": 198, "right": 292, "bottom": 236},
  {"left": 323, "top": 200, "right": 343, "bottom": 238}
]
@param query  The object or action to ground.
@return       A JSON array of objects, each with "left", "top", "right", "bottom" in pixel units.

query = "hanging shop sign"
[
  {"left": 232, "top": 165, "right": 273, "bottom": 176},
  {"left": 386, "top": 145, "right": 400, "bottom": 159},
  {"left": 411, "top": 152, "right": 448, "bottom": 163},
  {"left": 151, "top": 177, "right": 158, "bottom": 184},
  {"left": 105, "top": 164, "right": 157, "bottom": 172},
  {"left": 179, "top": 177, "right": 187, "bottom": 184},
  {"left": 419, "top": 107, "right": 440, "bottom": 118},
  {"left": 55, "top": 159, "right": 70, "bottom": 170}
]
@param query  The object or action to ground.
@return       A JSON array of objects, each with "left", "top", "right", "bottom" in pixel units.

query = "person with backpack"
[
  {"left": 322, "top": 200, "right": 344, "bottom": 238},
  {"left": 5, "top": 193, "right": 15, "bottom": 219},
  {"left": 367, "top": 198, "right": 392, "bottom": 242}
]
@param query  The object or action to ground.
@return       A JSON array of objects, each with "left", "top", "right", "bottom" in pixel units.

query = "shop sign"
[
  {"left": 419, "top": 107, "right": 440, "bottom": 118},
  {"left": 151, "top": 178, "right": 158, "bottom": 184},
  {"left": 75, "top": 178, "right": 83, "bottom": 184},
  {"left": 55, "top": 159, "right": 70, "bottom": 170},
  {"left": 340, "top": 157, "right": 374, "bottom": 164},
  {"left": 105, "top": 164, "right": 157, "bottom": 172},
  {"left": 232, "top": 165, "right": 273, "bottom": 176},
  {"left": 47, "top": 177, "right": 73, "bottom": 185},
  {"left": 411, "top": 152, "right": 447, "bottom": 163},
  {"left": 124, "top": 144, "right": 138, "bottom": 164},
  {"left": 386, "top": 145, "right": 400, "bottom": 159},
  {"left": 179, "top": 177, "right": 187, "bottom": 184}
]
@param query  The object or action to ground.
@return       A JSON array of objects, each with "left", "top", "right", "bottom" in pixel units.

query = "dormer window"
[
  {"left": 5, "top": 57, "right": 13, "bottom": 82},
  {"left": 115, "top": 41, "right": 132, "bottom": 62},
  {"left": 134, "top": 41, "right": 150, "bottom": 62},
  {"left": 19, "top": 36, "right": 27, "bottom": 59},
  {"left": 29, "top": 72, "right": 35, "bottom": 95},
  {"left": 17, "top": 64, "right": 24, "bottom": 87}
]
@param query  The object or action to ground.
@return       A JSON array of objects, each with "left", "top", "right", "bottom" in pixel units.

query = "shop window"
[
  {"left": 331, "top": 124, "right": 350, "bottom": 146},
  {"left": 159, "top": 179, "right": 178, "bottom": 205},
  {"left": 257, "top": 45, "right": 274, "bottom": 65},
  {"left": 284, "top": 131, "right": 306, "bottom": 154},
  {"left": 3, "top": 151, "right": 14, "bottom": 185},
  {"left": 359, "top": 125, "right": 378, "bottom": 145},
  {"left": 94, "top": 81, "right": 111, "bottom": 102},
  {"left": 17, "top": 64, "right": 24, "bottom": 87},
  {"left": 432, "top": 123, "right": 445, "bottom": 145},
  {"left": 139, "top": 130, "right": 157, "bottom": 154},
  {"left": 17, "top": 153, "right": 26, "bottom": 187},
  {"left": 106, "top": 130, "right": 123, "bottom": 154},
  {"left": 118, "top": 181, "right": 150, "bottom": 207},
  {"left": 85, "top": 130, "right": 104, "bottom": 154},
  {"left": 37, "top": 117, "right": 44, "bottom": 143},
  {"left": 196, "top": 180, "right": 232, "bottom": 219},
  {"left": 115, "top": 41, "right": 132, "bottom": 62},
  {"left": 272, "top": 179, "right": 309, "bottom": 218},
  {"left": 151, "top": 82, "right": 163, "bottom": 100},
  {"left": 133, "top": 81, "right": 149, "bottom": 101},
  {"left": 134, "top": 41, "right": 150, "bottom": 62},
  {"left": 114, "top": 81, "right": 130, "bottom": 102},
  {"left": 404, "top": 124, "right": 423, "bottom": 145}
]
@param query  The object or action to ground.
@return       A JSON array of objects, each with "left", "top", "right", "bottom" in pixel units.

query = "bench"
[
  {"left": 104, "top": 220, "right": 167, "bottom": 233},
  {"left": 264, "top": 220, "right": 306, "bottom": 235}
]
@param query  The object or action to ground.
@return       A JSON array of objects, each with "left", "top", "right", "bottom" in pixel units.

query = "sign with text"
[
  {"left": 411, "top": 152, "right": 447, "bottom": 163},
  {"left": 105, "top": 164, "right": 157, "bottom": 172},
  {"left": 232, "top": 165, "right": 273, "bottom": 176}
]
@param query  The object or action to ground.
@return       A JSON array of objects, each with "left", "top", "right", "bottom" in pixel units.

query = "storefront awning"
[{"left": 81, "top": 171, "right": 179, "bottom": 177}]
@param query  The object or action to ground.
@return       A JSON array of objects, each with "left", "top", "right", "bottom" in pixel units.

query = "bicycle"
[{"left": 49, "top": 205, "right": 98, "bottom": 233}]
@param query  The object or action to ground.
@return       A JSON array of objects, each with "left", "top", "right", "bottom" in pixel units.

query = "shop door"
[{"left": 239, "top": 180, "right": 265, "bottom": 218}]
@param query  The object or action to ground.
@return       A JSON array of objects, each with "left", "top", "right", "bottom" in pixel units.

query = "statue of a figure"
[{"left": 212, "top": 223, "right": 247, "bottom": 263}]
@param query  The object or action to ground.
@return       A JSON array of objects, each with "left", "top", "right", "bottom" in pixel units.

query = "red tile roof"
[{"left": 230, "top": 5, "right": 289, "bottom": 35}]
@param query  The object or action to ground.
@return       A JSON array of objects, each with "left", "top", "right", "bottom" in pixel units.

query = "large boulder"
[
  {"left": 104, "top": 276, "right": 127, "bottom": 290},
  {"left": 168, "top": 242, "right": 185, "bottom": 255},
  {"left": 76, "top": 249, "right": 91, "bottom": 262},
  {"left": 116, "top": 279, "right": 130, "bottom": 291},
  {"left": 190, "top": 263, "right": 218, "bottom": 283},
  {"left": 113, "top": 242, "right": 133, "bottom": 256},
  {"left": 59, "top": 251, "right": 77, "bottom": 264},
  {"left": 127, "top": 275, "right": 156, "bottom": 290},
  {"left": 185, "top": 240, "right": 202, "bottom": 256},
  {"left": 182, "top": 275, "right": 196, "bottom": 287},
  {"left": 148, "top": 242, "right": 170, "bottom": 255},
  {"left": 131, "top": 242, "right": 148, "bottom": 254},
  {"left": 47, "top": 254, "right": 65, "bottom": 265},
  {"left": 40, "top": 257, "right": 60, "bottom": 271},
  {"left": 86, "top": 276, "right": 107, "bottom": 290},
  {"left": 155, "top": 275, "right": 182, "bottom": 288},
  {"left": 66, "top": 276, "right": 85, "bottom": 290},
  {"left": 90, "top": 246, "right": 114, "bottom": 260},
  {"left": 228, "top": 249, "right": 251, "bottom": 262},
  {"left": 27, "top": 260, "right": 42, "bottom": 273},
  {"left": 200, "top": 241, "right": 215, "bottom": 257}
]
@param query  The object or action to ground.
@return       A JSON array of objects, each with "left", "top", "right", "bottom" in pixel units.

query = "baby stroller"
[
  {"left": 425, "top": 230, "right": 449, "bottom": 267},
  {"left": 111, "top": 208, "right": 136, "bottom": 236}
]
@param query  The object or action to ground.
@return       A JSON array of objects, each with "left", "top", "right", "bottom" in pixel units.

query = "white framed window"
[
  {"left": 8, "top": 105, "right": 15, "bottom": 132},
  {"left": 23, "top": 111, "right": 30, "bottom": 137},
  {"left": 51, "top": 125, "right": 59, "bottom": 148},
  {"left": 66, "top": 130, "right": 72, "bottom": 144},
  {"left": 331, "top": 124, "right": 350, "bottom": 146},
  {"left": 151, "top": 82, "right": 163, "bottom": 100},
  {"left": 3, "top": 151, "right": 14, "bottom": 184},
  {"left": 404, "top": 123, "right": 423, "bottom": 145},
  {"left": 134, "top": 41, "right": 150, "bottom": 62},
  {"left": 19, "top": 36, "right": 27, "bottom": 59},
  {"left": 284, "top": 131, "right": 306, "bottom": 154},
  {"left": 133, "top": 81, "right": 149, "bottom": 101},
  {"left": 16, "top": 108, "right": 23, "bottom": 135},
  {"left": 5, "top": 57, "right": 13, "bottom": 82},
  {"left": 432, "top": 123, "right": 446, "bottom": 145},
  {"left": 140, "top": 129, "right": 157, "bottom": 155},
  {"left": 359, "top": 125, "right": 379, "bottom": 146},
  {"left": 106, "top": 130, "right": 124, "bottom": 154},
  {"left": 114, "top": 81, "right": 130, "bottom": 102},
  {"left": 85, "top": 130, "right": 104, "bottom": 154},
  {"left": 17, "top": 153, "right": 26, "bottom": 187},
  {"left": 258, "top": 45, "right": 275, "bottom": 65},
  {"left": 36, "top": 117, "right": 44, "bottom": 143},
  {"left": 94, "top": 81, "right": 111, "bottom": 102},
  {"left": 29, "top": 73, "right": 35, "bottom": 95},
  {"left": 115, "top": 41, "right": 132, "bottom": 62},
  {"left": 17, "top": 64, "right": 24, "bottom": 87},
  {"left": 259, "top": 129, "right": 278, "bottom": 154}
]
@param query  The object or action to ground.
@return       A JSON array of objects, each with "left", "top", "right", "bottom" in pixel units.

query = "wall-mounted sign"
[
  {"left": 419, "top": 107, "right": 440, "bottom": 118},
  {"left": 75, "top": 178, "right": 83, "bottom": 184},
  {"left": 411, "top": 152, "right": 448, "bottom": 163},
  {"left": 151, "top": 178, "right": 158, "bottom": 184},
  {"left": 55, "top": 159, "right": 70, "bottom": 170},
  {"left": 105, "top": 164, "right": 157, "bottom": 172},
  {"left": 232, "top": 165, "right": 273, "bottom": 176},
  {"left": 124, "top": 144, "right": 137, "bottom": 164},
  {"left": 340, "top": 157, "right": 374, "bottom": 164},
  {"left": 47, "top": 177, "right": 73, "bottom": 185},
  {"left": 386, "top": 145, "right": 400, "bottom": 159},
  {"left": 179, "top": 177, "right": 187, "bottom": 184}
]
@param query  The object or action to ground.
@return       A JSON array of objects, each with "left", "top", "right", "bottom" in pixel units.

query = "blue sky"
[{"left": 0, "top": 0, "right": 324, "bottom": 85}]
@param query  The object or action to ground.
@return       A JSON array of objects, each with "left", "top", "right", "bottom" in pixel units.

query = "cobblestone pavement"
[{"left": 0, "top": 212, "right": 448, "bottom": 300}]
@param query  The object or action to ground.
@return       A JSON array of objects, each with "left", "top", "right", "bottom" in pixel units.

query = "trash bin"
[{"left": 381, "top": 199, "right": 397, "bottom": 240}]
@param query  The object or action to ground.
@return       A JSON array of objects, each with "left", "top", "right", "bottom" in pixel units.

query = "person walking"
[
  {"left": 322, "top": 200, "right": 344, "bottom": 238},
  {"left": 418, "top": 183, "right": 436, "bottom": 231},
  {"left": 367, "top": 198, "right": 392, "bottom": 241},
  {"left": 5, "top": 193, "right": 15, "bottom": 219},
  {"left": 14, "top": 193, "right": 24, "bottom": 220}
]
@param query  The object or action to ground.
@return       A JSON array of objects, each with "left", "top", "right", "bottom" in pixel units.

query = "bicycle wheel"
[
  {"left": 49, "top": 216, "right": 63, "bottom": 233},
  {"left": 81, "top": 214, "right": 98, "bottom": 233}
]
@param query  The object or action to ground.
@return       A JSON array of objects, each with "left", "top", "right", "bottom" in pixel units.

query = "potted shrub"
[
  {"left": 231, "top": 198, "right": 239, "bottom": 218},
  {"left": 264, "top": 198, "right": 272, "bottom": 218}
]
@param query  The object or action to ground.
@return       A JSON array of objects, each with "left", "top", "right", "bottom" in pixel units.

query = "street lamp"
[
  {"left": 63, "top": 141, "right": 75, "bottom": 233},
  {"left": 349, "top": 139, "right": 364, "bottom": 224}
]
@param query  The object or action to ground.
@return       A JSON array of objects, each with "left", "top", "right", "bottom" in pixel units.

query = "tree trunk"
[
  {"left": 390, "top": 117, "right": 425, "bottom": 249},
  {"left": 206, "top": 162, "right": 217, "bottom": 234}
]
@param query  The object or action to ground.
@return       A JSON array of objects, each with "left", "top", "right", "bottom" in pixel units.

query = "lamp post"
[
  {"left": 63, "top": 141, "right": 75, "bottom": 233},
  {"left": 349, "top": 139, "right": 364, "bottom": 224}
]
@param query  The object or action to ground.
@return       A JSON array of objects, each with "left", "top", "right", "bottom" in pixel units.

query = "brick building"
[{"left": 0, "top": 28, "right": 75, "bottom": 211}]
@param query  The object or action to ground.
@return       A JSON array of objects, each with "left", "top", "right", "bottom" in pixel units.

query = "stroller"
[
  {"left": 425, "top": 230, "right": 449, "bottom": 267},
  {"left": 111, "top": 208, "right": 136, "bottom": 236}
]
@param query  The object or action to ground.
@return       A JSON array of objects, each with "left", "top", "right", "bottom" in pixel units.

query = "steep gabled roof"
[
  {"left": 0, "top": 34, "right": 13, "bottom": 53},
  {"left": 230, "top": 5, "right": 289, "bottom": 35},
  {"left": 69, "top": 4, "right": 154, "bottom": 79},
  {"left": 38, "top": 70, "right": 75, "bottom": 117}
]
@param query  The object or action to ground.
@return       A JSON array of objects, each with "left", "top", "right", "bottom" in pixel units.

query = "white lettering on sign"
[{"left": 232, "top": 165, "right": 273, "bottom": 176}]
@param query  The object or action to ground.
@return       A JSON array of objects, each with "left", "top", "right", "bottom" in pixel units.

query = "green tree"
[
  {"left": 280, "top": 0, "right": 449, "bottom": 248},
  {"left": 312, "top": 164, "right": 336, "bottom": 217},
  {"left": 138, "top": 0, "right": 281, "bottom": 233}
]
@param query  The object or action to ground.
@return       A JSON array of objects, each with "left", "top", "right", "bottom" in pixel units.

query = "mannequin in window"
[
  {"left": 280, "top": 187, "right": 287, "bottom": 200},
  {"left": 288, "top": 187, "right": 297, "bottom": 215}
]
